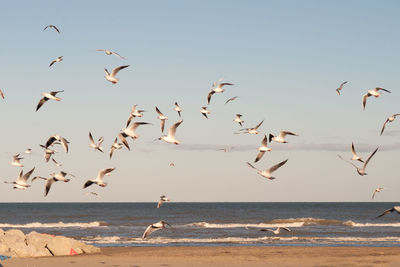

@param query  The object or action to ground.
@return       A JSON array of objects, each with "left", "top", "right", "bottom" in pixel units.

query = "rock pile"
[{"left": 0, "top": 229, "right": 100, "bottom": 257}]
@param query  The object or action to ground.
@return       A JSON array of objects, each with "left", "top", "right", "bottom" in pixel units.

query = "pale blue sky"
[{"left": 0, "top": 1, "right": 399, "bottom": 202}]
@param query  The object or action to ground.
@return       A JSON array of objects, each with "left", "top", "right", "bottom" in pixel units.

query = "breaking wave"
[{"left": 0, "top": 221, "right": 108, "bottom": 228}]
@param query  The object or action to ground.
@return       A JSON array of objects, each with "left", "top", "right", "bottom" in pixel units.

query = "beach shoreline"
[{"left": 5, "top": 246, "right": 400, "bottom": 267}]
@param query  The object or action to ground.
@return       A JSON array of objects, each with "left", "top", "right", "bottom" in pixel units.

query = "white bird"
[
  {"left": 4, "top": 168, "right": 35, "bottom": 189},
  {"left": 43, "top": 25, "right": 60, "bottom": 33},
  {"left": 121, "top": 122, "right": 152, "bottom": 140},
  {"left": 142, "top": 220, "right": 171, "bottom": 240},
  {"left": 157, "top": 195, "right": 170, "bottom": 208},
  {"left": 351, "top": 142, "right": 364, "bottom": 163},
  {"left": 362, "top": 87, "right": 391, "bottom": 110},
  {"left": 233, "top": 114, "right": 244, "bottom": 127},
  {"left": 45, "top": 134, "right": 69, "bottom": 153},
  {"left": 155, "top": 107, "right": 168, "bottom": 132},
  {"left": 89, "top": 132, "right": 104, "bottom": 153},
  {"left": 49, "top": 56, "right": 63, "bottom": 67},
  {"left": 83, "top": 168, "right": 116, "bottom": 188},
  {"left": 169, "top": 163, "right": 175, "bottom": 167},
  {"left": 372, "top": 187, "right": 384, "bottom": 200},
  {"left": 338, "top": 147, "right": 379, "bottom": 176},
  {"left": 201, "top": 107, "right": 210, "bottom": 119},
  {"left": 96, "top": 49, "right": 126, "bottom": 59},
  {"left": 336, "top": 81, "right": 348, "bottom": 95},
  {"left": 24, "top": 148, "right": 32, "bottom": 155},
  {"left": 126, "top": 105, "right": 146, "bottom": 127},
  {"left": 36, "top": 90, "right": 64, "bottom": 111},
  {"left": 237, "top": 120, "right": 264, "bottom": 134},
  {"left": 380, "top": 114, "right": 400, "bottom": 136},
  {"left": 0, "top": 89, "right": 4, "bottom": 99},
  {"left": 260, "top": 227, "right": 291, "bottom": 235},
  {"left": 156, "top": 120, "right": 183, "bottom": 145},
  {"left": 246, "top": 159, "right": 288, "bottom": 180},
  {"left": 10, "top": 154, "right": 24, "bottom": 167},
  {"left": 104, "top": 65, "right": 129, "bottom": 84},
  {"left": 376, "top": 206, "right": 400, "bottom": 218},
  {"left": 39, "top": 145, "right": 57, "bottom": 162},
  {"left": 254, "top": 135, "right": 272, "bottom": 163},
  {"left": 207, "top": 82, "right": 234, "bottom": 104},
  {"left": 174, "top": 102, "right": 182, "bottom": 117},
  {"left": 109, "top": 138, "right": 123, "bottom": 159},
  {"left": 33, "top": 171, "right": 74, "bottom": 197},
  {"left": 52, "top": 158, "right": 62, "bottom": 167},
  {"left": 269, "top": 131, "right": 298, "bottom": 143},
  {"left": 225, "top": 96, "right": 239, "bottom": 105}
]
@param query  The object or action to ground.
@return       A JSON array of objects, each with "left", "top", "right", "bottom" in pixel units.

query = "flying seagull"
[
  {"left": 372, "top": 187, "right": 384, "bottom": 200},
  {"left": 89, "top": 132, "right": 104, "bottom": 153},
  {"left": 33, "top": 171, "right": 74, "bottom": 197},
  {"left": 109, "top": 138, "right": 123, "bottom": 159},
  {"left": 207, "top": 82, "right": 234, "bottom": 104},
  {"left": 121, "top": 122, "right": 152, "bottom": 140},
  {"left": 43, "top": 25, "right": 60, "bottom": 34},
  {"left": 380, "top": 114, "right": 400, "bottom": 136},
  {"left": 269, "top": 131, "right": 298, "bottom": 143},
  {"left": 96, "top": 49, "right": 126, "bottom": 59},
  {"left": 336, "top": 81, "right": 348, "bottom": 95},
  {"left": 142, "top": 220, "right": 171, "bottom": 240},
  {"left": 39, "top": 145, "right": 57, "bottom": 162},
  {"left": 83, "top": 168, "right": 116, "bottom": 188},
  {"left": 362, "top": 87, "right": 391, "bottom": 110},
  {"left": 174, "top": 102, "right": 182, "bottom": 117},
  {"left": 351, "top": 142, "right": 364, "bottom": 163},
  {"left": 237, "top": 120, "right": 264, "bottom": 134},
  {"left": 338, "top": 147, "right": 379, "bottom": 176},
  {"left": 49, "top": 56, "right": 63, "bottom": 67},
  {"left": 260, "top": 227, "right": 291, "bottom": 235},
  {"left": 376, "top": 206, "right": 400, "bottom": 218},
  {"left": 36, "top": 90, "right": 64, "bottom": 111},
  {"left": 254, "top": 135, "right": 272, "bottom": 163},
  {"left": 10, "top": 154, "right": 24, "bottom": 167},
  {"left": 157, "top": 195, "right": 170, "bottom": 208},
  {"left": 24, "top": 148, "right": 32, "bottom": 155},
  {"left": 246, "top": 159, "right": 288, "bottom": 180},
  {"left": 225, "top": 96, "right": 239, "bottom": 105},
  {"left": 126, "top": 104, "right": 146, "bottom": 127},
  {"left": 155, "top": 107, "right": 168, "bottom": 132},
  {"left": 4, "top": 168, "right": 35, "bottom": 189},
  {"left": 155, "top": 120, "right": 183, "bottom": 145},
  {"left": 104, "top": 65, "right": 129, "bottom": 84},
  {"left": 45, "top": 134, "right": 69, "bottom": 153},
  {"left": 201, "top": 107, "right": 210, "bottom": 119},
  {"left": 233, "top": 114, "right": 244, "bottom": 127}
]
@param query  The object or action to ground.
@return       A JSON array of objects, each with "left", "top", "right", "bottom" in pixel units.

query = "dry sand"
[{"left": 4, "top": 246, "right": 400, "bottom": 267}]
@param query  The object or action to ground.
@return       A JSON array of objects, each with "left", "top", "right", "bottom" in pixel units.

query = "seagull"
[
  {"left": 109, "top": 138, "right": 123, "bottom": 159},
  {"left": 10, "top": 154, "right": 24, "bottom": 167},
  {"left": 233, "top": 114, "right": 244, "bottom": 127},
  {"left": 362, "top": 87, "right": 391, "bottom": 110},
  {"left": 45, "top": 134, "right": 69, "bottom": 153},
  {"left": 96, "top": 49, "right": 126, "bottom": 59},
  {"left": 89, "top": 132, "right": 104, "bottom": 153},
  {"left": 155, "top": 120, "right": 183, "bottom": 145},
  {"left": 174, "top": 102, "right": 182, "bottom": 117},
  {"left": 142, "top": 220, "right": 171, "bottom": 240},
  {"left": 201, "top": 107, "right": 210, "bottom": 118},
  {"left": 83, "top": 168, "right": 116, "bottom": 188},
  {"left": 372, "top": 187, "right": 384, "bottom": 200},
  {"left": 126, "top": 104, "right": 146, "bottom": 127},
  {"left": 0, "top": 89, "right": 4, "bottom": 99},
  {"left": 4, "top": 168, "right": 35, "bottom": 189},
  {"left": 380, "top": 114, "right": 400, "bottom": 136},
  {"left": 104, "top": 65, "right": 129, "bottom": 84},
  {"left": 49, "top": 56, "right": 63, "bottom": 67},
  {"left": 36, "top": 90, "right": 64, "bottom": 111},
  {"left": 169, "top": 163, "right": 175, "bottom": 167},
  {"left": 39, "top": 145, "right": 57, "bottom": 162},
  {"left": 225, "top": 96, "right": 239, "bottom": 105},
  {"left": 336, "top": 81, "right": 348, "bottom": 95},
  {"left": 237, "top": 120, "right": 264, "bottom": 134},
  {"left": 24, "top": 148, "right": 32, "bottom": 155},
  {"left": 43, "top": 25, "right": 60, "bottom": 34},
  {"left": 155, "top": 107, "right": 168, "bottom": 132},
  {"left": 350, "top": 142, "right": 364, "bottom": 163},
  {"left": 157, "top": 195, "right": 170, "bottom": 208},
  {"left": 207, "top": 82, "right": 234, "bottom": 104},
  {"left": 254, "top": 135, "right": 272, "bottom": 163},
  {"left": 260, "top": 227, "right": 291, "bottom": 235},
  {"left": 376, "top": 206, "right": 400, "bottom": 218},
  {"left": 52, "top": 158, "right": 62, "bottom": 167},
  {"left": 269, "top": 131, "right": 298, "bottom": 143},
  {"left": 32, "top": 172, "right": 74, "bottom": 197},
  {"left": 246, "top": 159, "right": 288, "bottom": 180},
  {"left": 337, "top": 147, "right": 379, "bottom": 176},
  {"left": 121, "top": 122, "right": 152, "bottom": 140}
]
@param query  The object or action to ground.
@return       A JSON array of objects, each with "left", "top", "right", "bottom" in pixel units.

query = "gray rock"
[{"left": 25, "top": 231, "right": 53, "bottom": 249}]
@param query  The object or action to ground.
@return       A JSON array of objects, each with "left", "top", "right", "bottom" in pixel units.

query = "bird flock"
[{"left": 0, "top": 25, "right": 399, "bottom": 240}]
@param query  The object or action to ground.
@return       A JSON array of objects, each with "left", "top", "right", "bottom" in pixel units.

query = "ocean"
[{"left": 0, "top": 202, "right": 399, "bottom": 247}]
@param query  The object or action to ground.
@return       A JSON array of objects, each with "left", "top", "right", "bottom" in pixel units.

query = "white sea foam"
[
  {"left": 345, "top": 220, "right": 400, "bottom": 227},
  {"left": 0, "top": 221, "right": 107, "bottom": 228},
  {"left": 183, "top": 222, "right": 305, "bottom": 228}
]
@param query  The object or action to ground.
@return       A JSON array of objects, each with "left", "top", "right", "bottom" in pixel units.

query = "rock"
[
  {"left": 25, "top": 232, "right": 53, "bottom": 249},
  {"left": 79, "top": 243, "right": 100, "bottom": 254}
]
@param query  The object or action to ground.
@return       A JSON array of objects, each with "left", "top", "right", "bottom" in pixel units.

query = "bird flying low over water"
[
  {"left": 207, "top": 81, "right": 234, "bottom": 104},
  {"left": 237, "top": 120, "right": 264, "bottom": 134},
  {"left": 104, "top": 65, "right": 129, "bottom": 84},
  {"left": 89, "top": 132, "right": 104, "bottom": 153},
  {"left": 269, "top": 131, "right": 298, "bottom": 143},
  {"left": 225, "top": 96, "right": 239, "bottom": 105},
  {"left": 376, "top": 206, "right": 400, "bottom": 218},
  {"left": 142, "top": 220, "right": 171, "bottom": 240},
  {"left": 43, "top": 25, "right": 60, "bottom": 34},
  {"left": 380, "top": 114, "right": 400, "bottom": 136},
  {"left": 372, "top": 187, "right": 384, "bottom": 200},
  {"left": 362, "top": 87, "right": 391, "bottom": 110},
  {"left": 10, "top": 154, "right": 24, "bottom": 167},
  {"left": 96, "top": 49, "right": 126, "bottom": 59},
  {"left": 49, "top": 56, "right": 63, "bottom": 67},
  {"left": 246, "top": 159, "right": 288, "bottom": 180},
  {"left": 338, "top": 147, "right": 379, "bottom": 176},
  {"left": 174, "top": 102, "right": 182, "bottom": 117},
  {"left": 109, "top": 138, "right": 123, "bottom": 159},
  {"left": 351, "top": 142, "right": 364, "bottom": 163},
  {"left": 4, "top": 167, "right": 35, "bottom": 189},
  {"left": 157, "top": 195, "right": 170, "bottom": 208},
  {"left": 260, "top": 227, "right": 291, "bottom": 235},
  {"left": 336, "top": 81, "right": 348, "bottom": 95},
  {"left": 254, "top": 135, "right": 272, "bottom": 163},
  {"left": 233, "top": 114, "right": 244, "bottom": 127},
  {"left": 83, "top": 168, "right": 116, "bottom": 188},
  {"left": 155, "top": 107, "right": 168, "bottom": 132},
  {"left": 201, "top": 107, "right": 210, "bottom": 118},
  {"left": 155, "top": 120, "right": 183, "bottom": 145},
  {"left": 36, "top": 90, "right": 64, "bottom": 111}
]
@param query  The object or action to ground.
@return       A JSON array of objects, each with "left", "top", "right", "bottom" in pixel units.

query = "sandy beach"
[{"left": 4, "top": 246, "right": 400, "bottom": 267}]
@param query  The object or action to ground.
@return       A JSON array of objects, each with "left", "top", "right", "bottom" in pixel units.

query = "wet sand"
[{"left": 4, "top": 246, "right": 400, "bottom": 267}]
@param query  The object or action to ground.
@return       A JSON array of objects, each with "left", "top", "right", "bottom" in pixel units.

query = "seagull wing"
[
  {"left": 207, "top": 91, "right": 215, "bottom": 104},
  {"left": 254, "top": 151, "right": 265, "bottom": 163},
  {"left": 350, "top": 142, "right": 363, "bottom": 162},
  {"left": 60, "top": 137, "right": 69, "bottom": 153},
  {"left": 83, "top": 180, "right": 94, "bottom": 189},
  {"left": 376, "top": 87, "right": 391, "bottom": 93},
  {"left": 89, "top": 132, "right": 95, "bottom": 146},
  {"left": 49, "top": 60, "right": 57, "bottom": 67},
  {"left": 338, "top": 155, "right": 359, "bottom": 170},
  {"left": 261, "top": 135, "right": 268, "bottom": 147},
  {"left": 111, "top": 65, "right": 129, "bottom": 77},
  {"left": 246, "top": 162, "right": 260, "bottom": 172},
  {"left": 380, "top": 119, "right": 389, "bottom": 136},
  {"left": 131, "top": 122, "right": 151, "bottom": 131},
  {"left": 97, "top": 168, "right": 116, "bottom": 180},
  {"left": 268, "top": 159, "right": 288, "bottom": 174},
  {"left": 155, "top": 106, "right": 163, "bottom": 116},
  {"left": 362, "top": 147, "right": 379, "bottom": 172},
  {"left": 45, "top": 178, "right": 56, "bottom": 197},
  {"left": 111, "top": 51, "right": 125, "bottom": 59},
  {"left": 118, "top": 133, "right": 130, "bottom": 150},
  {"left": 219, "top": 83, "right": 234, "bottom": 88},
  {"left": 50, "top": 90, "right": 64, "bottom": 96},
  {"left": 280, "top": 131, "right": 298, "bottom": 137},
  {"left": 372, "top": 190, "right": 377, "bottom": 199},
  {"left": 376, "top": 207, "right": 395, "bottom": 218},
  {"left": 0, "top": 89, "right": 4, "bottom": 99},
  {"left": 36, "top": 97, "right": 48, "bottom": 111},
  {"left": 22, "top": 167, "right": 35, "bottom": 182},
  {"left": 142, "top": 225, "right": 159, "bottom": 239},
  {"left": 168, "top": 120, "right": 183, "bottom": 138},
  {"left": 157, "top": 200, "right": 163, "bottom": 208},
  {"left": 362, "top": 94, "right": 369, "bottom": 110},
  {"left": 160, "top": 120, "right": 165, "bottom": 133},
  {"left": 280, "top": 227, "right": 291, "bottom": 232},
  {"left": 254, "top": 120, "right": 264, "bottom": 130}
]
